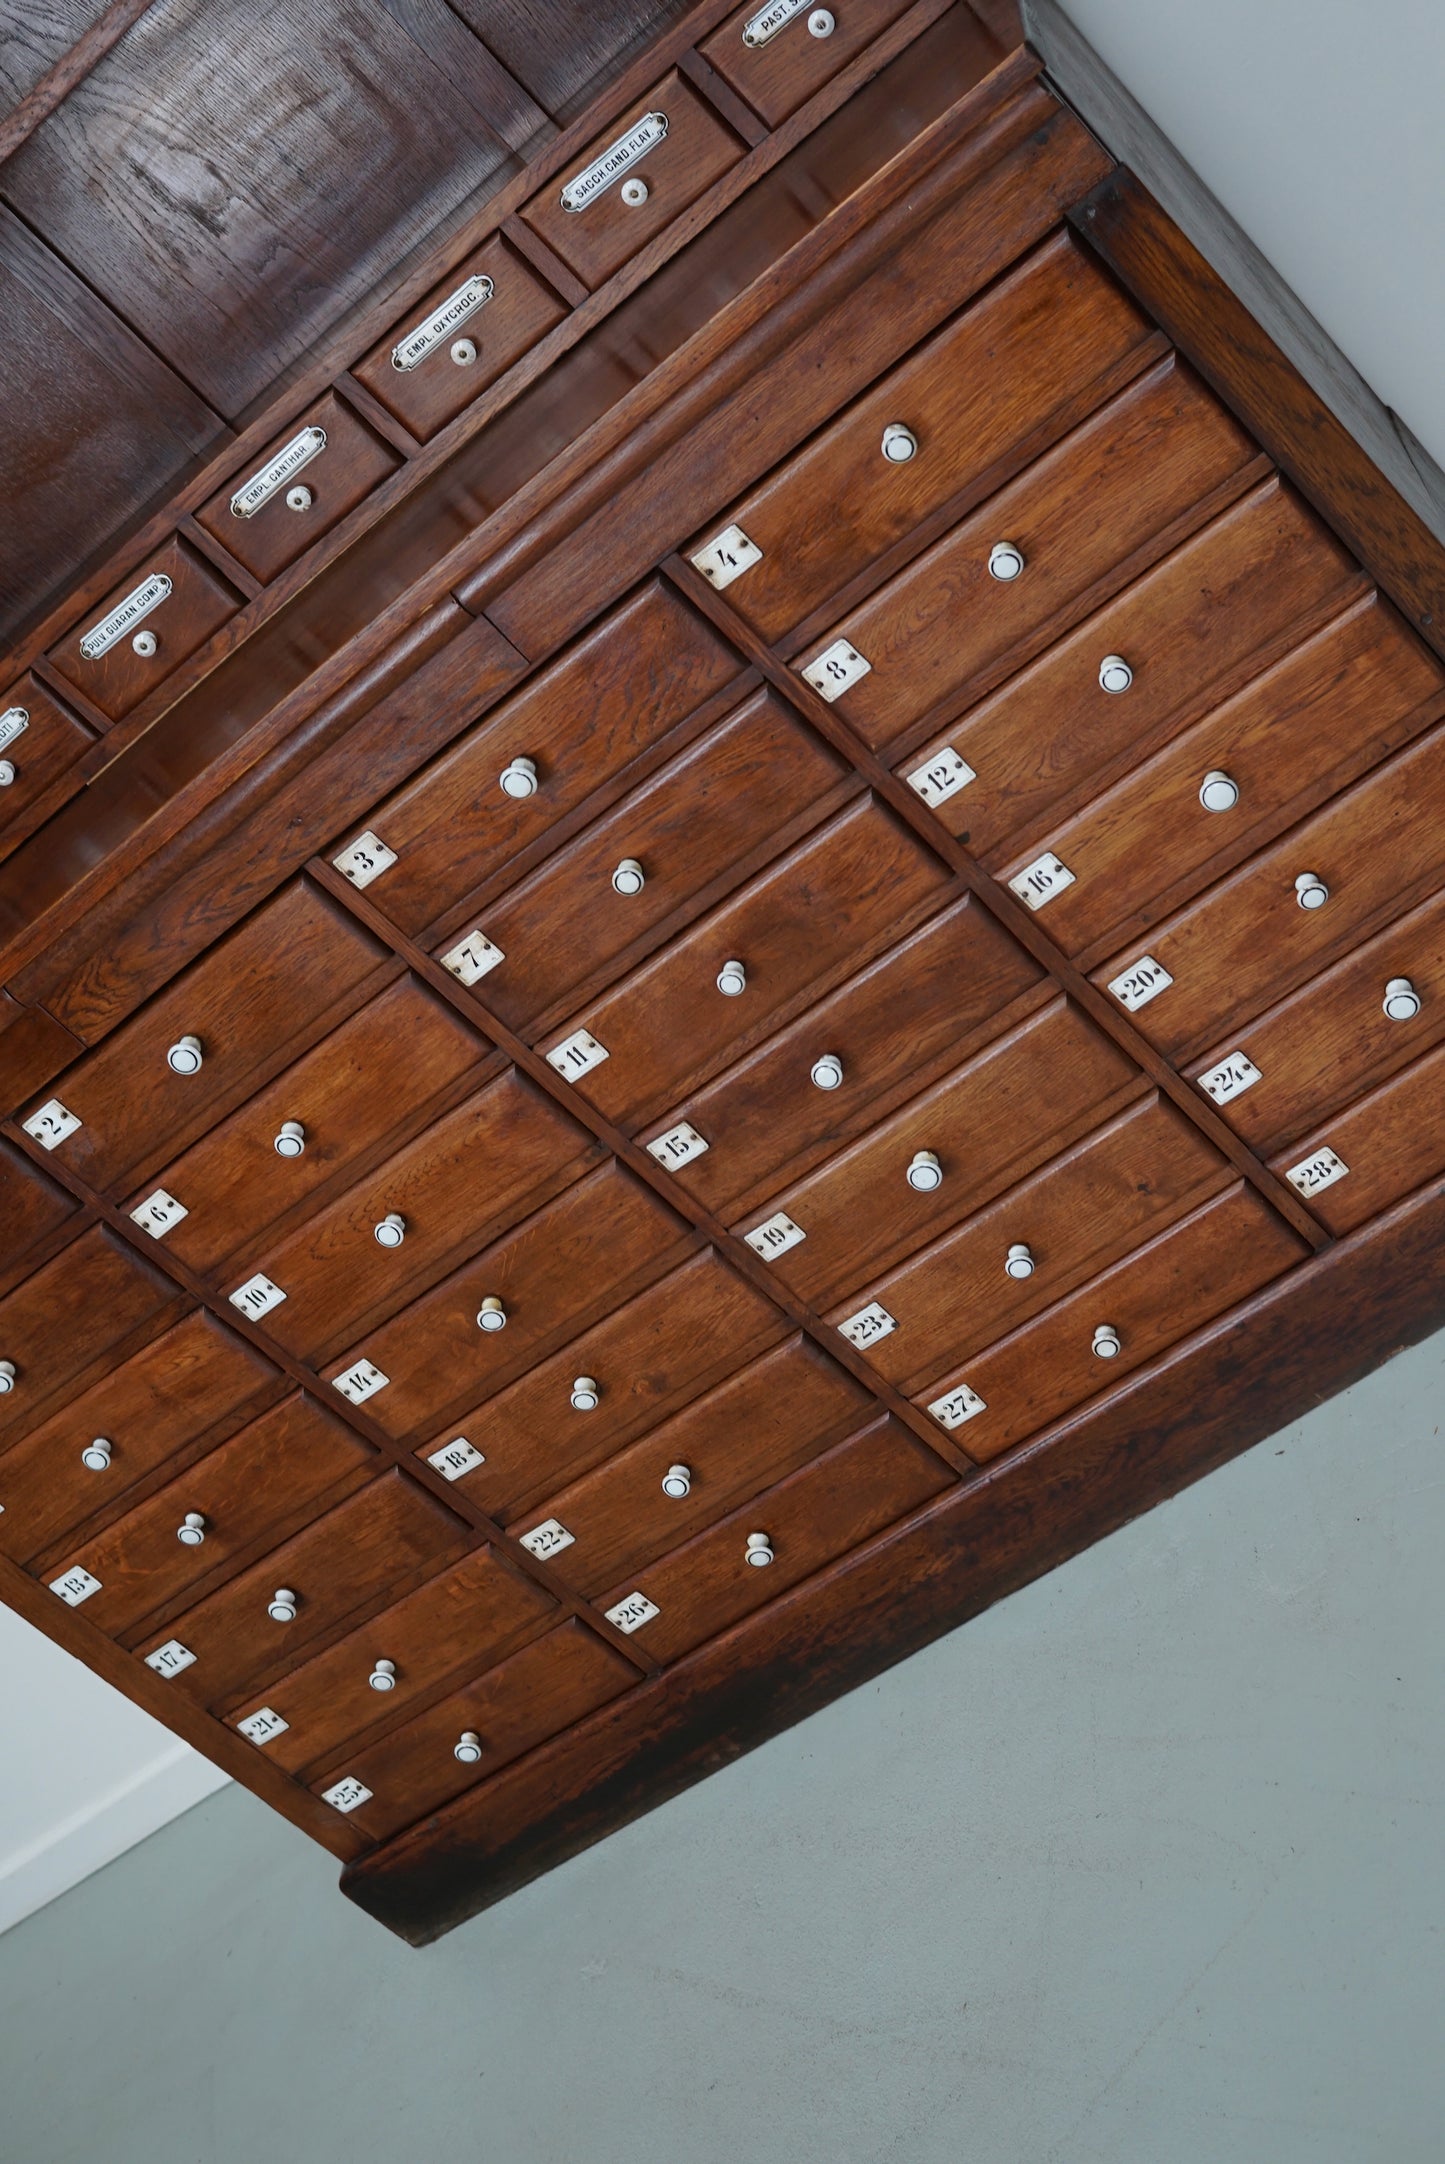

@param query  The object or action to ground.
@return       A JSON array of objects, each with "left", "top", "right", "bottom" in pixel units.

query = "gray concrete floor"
[{"left": 2, "top": 1328, "right": 1443, "bottom": 2162}]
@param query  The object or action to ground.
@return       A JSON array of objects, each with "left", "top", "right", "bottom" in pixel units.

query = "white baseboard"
[{"left": 0, "top": 1745, "right": 230, "bottom": 1938}]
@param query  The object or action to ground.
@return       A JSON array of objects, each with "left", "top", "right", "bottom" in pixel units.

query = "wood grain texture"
[{"left": 0, "top": 0, "right": 159, "bottom": 164}]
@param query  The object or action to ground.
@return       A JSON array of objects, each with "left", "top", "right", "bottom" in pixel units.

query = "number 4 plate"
[{"left": 690, "top": 524, "right": 762, "bottom": 590}]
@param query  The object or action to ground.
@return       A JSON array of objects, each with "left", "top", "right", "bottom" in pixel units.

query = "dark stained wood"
[
  {"left": 371, "top": 0, "right": 552, "bottom": 153},
  {"left": 0, "top": 994, "right": 84, "bottom": 1114},
  {"left": 700, "top": 0, "right": 924, "bottom": 128},
  {"left": 0, "top": 1226, "right": 184, "bottom": 1448},
  {"left": 449, "top": 0, "right": 696, "bottom": 123},
  {"left": 0, "top": 1134, "right": 82, "bottom": 1281},
  {"left": 0, "top": 679, "right": 93, "bottom": 859},
  {"left": 195, "top": 393, "right": 401, "bottom": 585},
  {"left": 1267, "top": 1042, "right": 1445, "bottom": 1238},
  {"left": 0, "top": 0, "right": 160, "bottom": 166},
  {"left": 46, "top": 537, "right": 240, "bottom": 723}
]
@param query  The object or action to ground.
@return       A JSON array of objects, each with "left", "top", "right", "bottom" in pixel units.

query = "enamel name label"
[
  {"left": 230, "top": 427, "right": 327, "bottom": 518},
  {"left": 0, "top": 708, "right": 28, "bottom": 753},
  {"left": 560, "top": 112, "right": 667, "bottom": 212},
  {"left": 743, "top": 0, "right": 812, "bottom": 44},
  {"left": 391, "top": 276, "right": 494, "bottom": 370},
  {"left": 79, "top": 573, "right": 172, "bottom": 658}
]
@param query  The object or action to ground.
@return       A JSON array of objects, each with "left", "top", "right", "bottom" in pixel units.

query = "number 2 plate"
[{"left": 22, "top": 1098, "right": 82, "bottom": 1150}]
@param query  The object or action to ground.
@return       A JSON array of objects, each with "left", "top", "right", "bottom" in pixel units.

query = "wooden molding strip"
[{"left": 0, "top": 0, "right": 163, "bottom": 169}]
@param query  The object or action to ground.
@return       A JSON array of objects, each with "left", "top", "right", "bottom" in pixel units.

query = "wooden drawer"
[
  {"left": 231, "top": 1071, "right": 604, "bottom": 1366},
  {"left": 38, "top": 1394, "right": 376, "bottom": 1638},
  {"left": 916, "top": 1183, "right": 1308, "bottom": 1463},
  {"left": 903, "top": 477, "right": 1361, "bottom": 864},
  {"left": 657, "top": 896, "right": 1045, "bottom": 1218},
  {"left": 597, "top": 1414, "right": 952, "bottom": 1664},
  {"left": 47, "top": 538, "right": 239, "bottom": 721},
  {"left": 1266, "top": 1040, "right": 1445, "bottom": 1236},
  {"left": 0, "top": 1137, "right": 80, "bottom": 1277},
  {"left": 195, "top": 392, "right": 401, "bottom": 583},
  {"left": 147, "top": 978, "right": 490, "bottom": 1280},
  {"left": 27, "top": 880, "right": 389, "bottom": 1196},
  {"left": 469, "top": 690, "right": 851, "bottom": 1031},
  {"left": 831, "top": 1094, "right": 1233, "bottom": 1393},
  {"left": 307, "top": 1620, "right": 636, "bottom": 1841},
  {"left": 229, "top": 1544, "right": 559, "bottom": 1776},
  {"left": 351, "top": 583, "right": 740, "bottom": 936},
  {"left": 1095, "top": 720, "right": 1445, "bottom": 1064},
  {"left": 422, "top": 1249, "right": 789, "bottom": 1519},
  {"left": 336, "top": 1165, "right": 692, "bottom": 1444},
  {"left": 1187, "top": 882, "right": 1445, "bottom": 1155},
  {"left": 520, "top": 75, "right": 744, "bottom": 289},
  {"left": 515, "top": 1334, "right": 875, "bottom": 1595},
  {"left": 556, "top": 796, "right": 951, "bottom": 1128},
  {"left": 139, "top": 1470, "right": 472, "bottom": 1709},
  {"left": 0, "top": 1229, "right": 181, "bottom": 1451},
  {"left": 700, "top": 0, "right": 921, "bottom": 126},
  {"left": 699, "top": 232, "right": 1161, "bottom": 644},
  {"left": 0, "top": 677, "right": 95, "bottom": 841},
  {"left": 1016, "top": 596, "right": 1445, "bottom": 962},
  {"left": 353, "top": 234, "right": 568, "bottom": 442},
  {"left": 734, "top": 998, "right": 1144, "bottom": 1308}
]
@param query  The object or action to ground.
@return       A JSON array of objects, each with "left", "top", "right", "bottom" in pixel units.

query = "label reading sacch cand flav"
[{"left": 559, "top": 112, "right": 667, "bottom": 213}]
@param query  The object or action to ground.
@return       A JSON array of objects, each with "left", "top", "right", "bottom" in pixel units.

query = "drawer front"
[
  {"left": 310, "top": 1620, "right": 636, "bottom": 1841},
  {"left": 47, "top": 538, "right": 239, "bottom": 720},
  {"left": 521, "top": 75, "right": 744, "bottom": 288},
  {"left": 558, "top": 797, "right": 951, "bottom": 1128},
  {"left": 598, "top": 1415, "right": 952, "bottom": 1664},
  {"left": 1188, "top": 882, "right": 1445, "bottom": 1155},
  {"left": 354, "top": 234, "right": 568, "bottom": 441},
  {"left": 916, "top": 1184, "right": 1308, "bottom": 1463},
  {"left": 1096, "top": 721, "right": 1445, "bottom": 1063},
  {"left": 141, "top": 1471, "right": 472, "bottom": 1709},
  {"left": 905, "top": 478, "right": 1360, "bottom": 863},
  {"left": 701, "top": 0, "right": 921, "bottom": 126},
  {"left": 354, "top": 583, "right": 740, "bottom": 936},
  {"left": 0, "top": 1229, "right": 180, "bottom": 1449},
  {"left": 704, "top": 232, "right": 1161, "bottom": 643},
  {"left": 659, "top": 897, "right": 1046, "bottom": 1218},
  {"left": 1021, "top": 596, "right": 1445, "bottom": 961},
  {"left": 338, "top": 1165, "right": 692, "bottom": 1444},
  {"left": 39, "top": 1394, "right": 376, "bottom": 1637},
  {"left": 0, "top": 1311, "right": 280, "bottom": 1565},
  {"left": 237, "top": 1071, "right": 604, "bottom": 1365},
  {"left": 151, "top": 978, "right": 491, "bottom": 1280},
  {"left": 0, "top": 1136, "right": 80, "bottom": 1272},
  {"left": 736, "top": 999, "right": 1145, "bottom": 1308},
  {"left": 475, "top": 691, "right": 851, "bottom": 1031},
  {"left": 833, "top": 1094, "right": 1233, "bottom": 1393},
  {"left": 230, "top": 1545, "right": 559, "bottom": 1776},
  {"left": 1266, "top": 1040, "right": 1445, "bottom": 1237},
  {"left": 0, "top": 676, "right": 95, "bottom": 836},
  {"left": 515, "top": 1334, "right": 875, "bottom": 1596},
  {"left": 195, "top": 392, "right": 400, "bottom": 582},
  {"left": 32, "top": 880, "right": 388, "bottom": 1195},
  {"left": 425, "top": 1249, "right": 789, "bottom": 1519}
]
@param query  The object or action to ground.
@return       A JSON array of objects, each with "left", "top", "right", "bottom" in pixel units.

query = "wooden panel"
[
  {"left": 449, "top": 0, "right": 692, "bottom": 120},
  {"left": 0, "top": 1228, "right": 183, "bottom": 1452},
  {"left": 46, "top": 537, "right": 238, "bottom": 721},
  {"left": 0, "top": 1134, "right": 81, "bottom": 1278},
  {"left": 701, "top": 0, "right": 923, "bottom": 126},
  {"left": 195, "top": 392, "right": 400, "bottom": 583}
]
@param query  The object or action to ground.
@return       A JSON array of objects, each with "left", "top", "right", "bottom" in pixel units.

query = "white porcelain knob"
[
  {"left": 500, "top": 756, "right": 537, "bottom": 799},
  {"left": 612, "top": 857, "right": 645, "bottom": 895},
  {"left": 717, "top": 959, "right": 747, "bottom": 996},
  {"left": 0, "top": 760, "right": 14, "bottom": 787},
  {"left": 274, "top": 1120, "right": 306, "bottom": 1158},
  {"left": 267, "top": 1589, "right": 298, "bottom": 1622},
  {"left": 808, "top": 7, "right": 835, "bottom": 33},
  {"left": 1294, "top": 871, "right": 1329, "bottom": 910},
  {"left": 476, "top": 1296, "right": 507, "bottom": 1332},
  {"left": 1199, "top": 769, "right": 1239, "bottom": 813},
  {"left": 167, "top": 1034, "right": 203, "bottom": 1075},
  {"left": 810, "top": 1053, "right": 844, "bottom": 1090},
  {"left": 570, "top": 1376, "right": 600, "bottom": 1411},
  {"left": 285, "top": 485, "right": 313, "bottom": 512},
  {"left": 620, "top": 177, "right": 649, "bottom": 207},
  {"left": 745, "top": 1532, "right": 775, "bottom": 1567},
  {"left": 374, "top": 1212, "right": 406, "bottom": 1248},
  {"left": 131, "top": 629, "right": 158, "bottom": 658},
  {"left": 450, "top": 337, "right": 478, "bottom": 367},
  {"left": 454, "top": 1729, "right": 484, "bottom": 1762},
  {"left": 661, "top": 1463, "right": 692, "bottom": 1499},
  {"left": 1383, "top": 976, "right": 1421, "bottom": 1021},
  {"left": 368, "top": 1659, "right": 396, "bottom": 1691},
  {"left": 907, "top": 1149, "right": 942, "bottom": 1192},
  {"left": 881, "top": 423, "right": 917, "bottom": 463},
  {"left": 81, "top": 1438, "right": 112, "bottom": 1471},
  {"left": 176, "top": 1512, "right": 206, "bottom": 1547},
  {"left": 1098, "top": 655, "right": 1133, "bottom": 694},
  {"left": 1092, "top": 1324, "right": 1121, "bottom": 1359},
  {"left": 1005, "top": 1243, "right": 1035, "bottom": 1280},
  {"left": 988, "top": 541, "right": 1025, "bottom": 581},
  {"left": 0, "top": 1360, "right": 15, "bottom": 1394}
]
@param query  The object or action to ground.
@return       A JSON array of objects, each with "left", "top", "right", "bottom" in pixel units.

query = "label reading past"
[
  {"left": 229, "top": 427, "right": 327, "bottom": 518},
  {"left": 78, "top": 573, "right": 172, "bottom": 659},
  {"left": 391, "top": 275, "right": 494, "bottom": 371},
  {"left": 1285, "top": 1145, "right": 1349, "bottom": 1197},
  {"left": 743, "top": 0, "right": 813, "bottom": 44},
  {"left": 690, "top": 525, "right": 762, "bottom": 591},
  {"left": 906, "top": 747, "right": 975, "bottom": 809},
  {"left": 1198, "top": 1050, "right": 1261, "bottom": 1106},
  {"left": 1108, "top": 955, "right": 1173, "bottom": 1013},
  {"left": 560, "top": 112, "right": 667, "bottom": 213}
]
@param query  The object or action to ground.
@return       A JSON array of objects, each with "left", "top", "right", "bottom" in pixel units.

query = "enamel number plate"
[
  {"left": 927, "top": 1381, "right": 987, "bottom": 1430},
  {"left": 1108, "top": 955, "right": 1173, "bottom": 1013},
  {"left": 802, "top": 640, "right": 870, "bottom": 701},
  {"left": 520, "top": 1519, "right": 575, "bottom": 1560},
  {"left": 237, "top": 1707, "right": 289, "bottom": 1746},
  {"left": 427, "top": 1438, "right": 486, "bottom": 1481},
  {"left": 648, "top": 1122, "right": 709, "bottom": 1170},
  {"left": 440, "top": 928, "right": 505, "bottom": 985},
  {"left": 745, "top": 1212, "right": 806, "bottom": 1261},
  {"left": 838, "top": 1301, "right": 896, "bottom": 1348},
  {"left": 1009, "top": 851, "right": 1075, "bottom": 911},
  {"left": 605, "top": 1591, "right": 659, "bottom": 1633},
  {"left": 50, "top": 1566, "right": 102, "bottom": 1607},
  {"left": 332, "top": 1358, "right": 389, "bottom": 1405},
  {"left": 0, "top": 707, "right": 28, "bottom": 753},
  {"left": 1197, "top": 1050, "right": 1261, "bottom": 1105},
  {"left": 230, "top": 1273, "right": 286, "bottom": 1321},
  {"left": 22, "top": 1099, "right": 82, "bottom": 1149},
  {"left": 906, "top": 747, "right": 975, "bottom": 808},
  {"left": 145, "top": 1640, "right": 196, "bottom": 1678},
  {"left": 332, "top": 832, "right": 396, "bottom": 888},
  {"left": 547, "top": 1029, "right": 609, "bottom": 1081},
  {"left": 1285, "top": 1146, "right": 1349, "bottom": 1197},
  {"left": 130, "top": 1189, "right": 188, "bottom": 1239},
  {"left": 690, "top": 525, "right": 763, "bottom": 590},
  {"left": 321, "top": 1777, "right": 373, "bottom": 1814}
]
